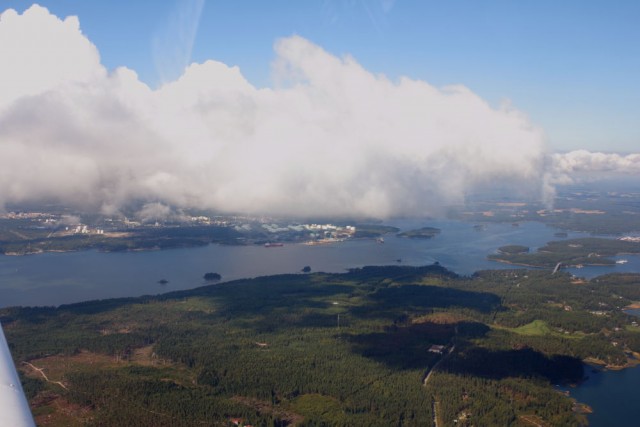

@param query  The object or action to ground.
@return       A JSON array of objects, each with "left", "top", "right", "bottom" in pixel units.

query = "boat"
[
  {"left": 616, "top": 259, "right": 628, "bottom": 264},
  {"left": 376, "top": 237, "right": 384, "bottom": 244},
  {"left": 264, "top": 242, "right": 284, "bottom": 247}
]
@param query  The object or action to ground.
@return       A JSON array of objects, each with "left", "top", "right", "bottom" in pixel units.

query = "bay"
[
  {"left": 561, "top": 309, "right": 640, "bottom": 427},
  {"left": 0, "top": 219, "right": 629, "bottom": 308},
  {"left": 561, "top": 365, "right": 640, "bottom": 427}
]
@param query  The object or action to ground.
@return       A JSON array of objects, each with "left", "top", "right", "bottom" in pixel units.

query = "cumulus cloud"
[
  {"left": 0, "top": 5, "right": 104, "bottom": 110},
  {"left": 3, "top": 5, "right": 628, "bottom": 218},
  {"left": 552, "top": 150, "right": 640, "bottom": 179}
]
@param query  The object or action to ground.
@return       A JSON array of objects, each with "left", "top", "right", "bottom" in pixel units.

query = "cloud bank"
[
  {"left": 1, "top": 5, "right": 633, "bottom": 218},
  {"left": 552, "top": 150, "right": 640, "bottom": 175}
]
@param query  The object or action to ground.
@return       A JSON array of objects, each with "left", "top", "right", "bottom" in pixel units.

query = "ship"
[{"left": 264, "top": 242, "right": 284, "bottom": 247}]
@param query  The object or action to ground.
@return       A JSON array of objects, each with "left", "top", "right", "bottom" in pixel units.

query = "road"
[
  {"left": 424, "top": 345, "right": 456, "bottom": 427},
  {"left": 423, "top": 345, "right": 455, "bottom": 386}
]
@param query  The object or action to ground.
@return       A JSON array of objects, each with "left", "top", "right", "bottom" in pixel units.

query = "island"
[{"left": 203, "top": 272, "right": 222, "bottom": 281}]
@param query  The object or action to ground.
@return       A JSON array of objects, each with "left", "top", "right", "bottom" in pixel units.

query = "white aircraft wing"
[{"left": 0, "top": 322, "right": 36, "bottom": 427}]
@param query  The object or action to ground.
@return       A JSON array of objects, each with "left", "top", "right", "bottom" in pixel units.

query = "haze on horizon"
[{"left": 0, "top": 4, "right": 638, "bottom": 220}]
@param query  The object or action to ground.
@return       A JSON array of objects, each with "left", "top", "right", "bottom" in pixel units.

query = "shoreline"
[
  {"left": 1, "top": 236, "right": 387, "bottom": 257},
  {"left": 488, "top": 257, "right": 615, "bottom": 269},
  {"left": 583, "top": 355, "right": 640, "bottom": 371}
]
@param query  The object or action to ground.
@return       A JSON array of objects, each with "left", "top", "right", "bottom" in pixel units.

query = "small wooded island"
[{"left": 203, "top": 272, "right": 221, "bottom": 281}]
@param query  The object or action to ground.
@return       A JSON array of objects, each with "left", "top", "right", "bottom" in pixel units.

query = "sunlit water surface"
[{"left": 2, "top": 220, "right": 636, "bottom": 307}]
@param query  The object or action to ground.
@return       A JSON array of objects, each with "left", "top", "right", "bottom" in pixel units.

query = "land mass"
[
  {"left": 397, "top": 227, "right": 442, "bottom": 239},
  {"left": 4, "top": 265, "right": 640, "bottom": 426},
  {"left": 0, "top": 211, "right": 406, "bottom": 256},
  {"left": 489, "top": 237, "right": 640, "bottom": 268}
]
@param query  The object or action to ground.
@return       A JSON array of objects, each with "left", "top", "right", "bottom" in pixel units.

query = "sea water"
[{"left": 0, "top": 220, "right": 627, "bottom": 308}]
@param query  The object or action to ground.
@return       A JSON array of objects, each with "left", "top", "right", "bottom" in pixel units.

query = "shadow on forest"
[
  {"left": 2, "top": 297, "right": 143, "bottom": 321},
  {"left": 350, "top": 284, "right": 501, "bottom": 320},
  {"left": 4, "top": 265, "right": 499, "bottom": 334},
  {"left": 442, "top": 347, "right": 584, "bottom": 383},
  {"left": 166, "top": 273, "right": 356, "bottom": 332},
  {"left": 343, "top": 264, "right": 459, "bottom": 282},
  {"left": 346, "top": 321, "right": 490, "bottom": 370},
  {"left": 254, "top": 312, "right": 347, "bottom": 333}
]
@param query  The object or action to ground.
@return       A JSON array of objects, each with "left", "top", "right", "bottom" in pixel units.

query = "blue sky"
[{"left": 2, "top": 0, "right": 639, "bottom": 152}]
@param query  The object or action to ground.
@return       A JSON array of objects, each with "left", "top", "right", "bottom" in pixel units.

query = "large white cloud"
[
  {"left": 0, "top": 5, "right": 105, "bottom": 110},
  {"left": 552, "top": 150, "right": 640, "bottom": 178},
  {"left": 0, "top": 4, "right": 608, "bottom": 218}
]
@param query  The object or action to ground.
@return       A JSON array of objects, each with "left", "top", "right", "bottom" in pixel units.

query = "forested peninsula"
[{"left": 3, "top": 265, "right": 640, "bottom": 426}]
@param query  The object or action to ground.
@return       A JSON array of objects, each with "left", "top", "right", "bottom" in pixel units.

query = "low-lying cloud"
[{"left": 1, "top": 6, "right": 635, "bottom": 218}]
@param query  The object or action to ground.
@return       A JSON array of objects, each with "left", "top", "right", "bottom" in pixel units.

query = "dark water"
[
  {"left": 0, "top": 220, "right": 602, "bottom": 308},
  {"left": 566, "top": 361, "right": 640, "bottom": 427}
]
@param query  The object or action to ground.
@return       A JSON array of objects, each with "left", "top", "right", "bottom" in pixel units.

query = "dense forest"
[{"left": 3, "top": 265, "right": 640, "bottom": 426}]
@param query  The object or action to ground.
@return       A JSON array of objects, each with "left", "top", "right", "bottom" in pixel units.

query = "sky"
[
  {"left": 0, "top": 1, "right": 638, "bottom": 218},
  {"left": 3, "top": 0, "right": 639, "bottom": 152}
]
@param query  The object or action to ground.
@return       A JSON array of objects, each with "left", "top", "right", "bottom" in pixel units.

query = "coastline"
[
  {"left": 563, "top": 355, "right": 640, "bottom": 427},
  {"left": 488, "top": 257, "right": 615, "bottom": 269},
  {"left": 583, "top": 355, "right": 640, "bottom": 371}
]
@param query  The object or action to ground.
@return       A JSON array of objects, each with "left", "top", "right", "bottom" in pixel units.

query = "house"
[{"left": 428, "top": 345, "right": 446, "bottom": 354}]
